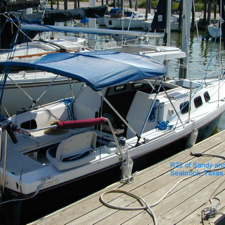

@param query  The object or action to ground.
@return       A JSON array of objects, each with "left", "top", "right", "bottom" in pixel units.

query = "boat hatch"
[{"left": 175, "top": 80, "right": 202, "bottom": 89}]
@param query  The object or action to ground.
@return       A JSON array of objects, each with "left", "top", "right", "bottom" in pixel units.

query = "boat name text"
[
  {"left": 170, "top": 170, "right": 223, "bottom": 176},
  {"left": 170, "top": 162, "right": 224, "bottom": 176},
  {"left": 170, "top": 162, "right": 225, "bottom": 169}
]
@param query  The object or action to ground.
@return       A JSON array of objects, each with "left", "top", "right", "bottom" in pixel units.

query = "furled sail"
[
  {"left": 151, "top": 0, "right": 167, "bottom": 31},
  {"left": 5, "top": 0, "right": 40, "bottom": 12}
]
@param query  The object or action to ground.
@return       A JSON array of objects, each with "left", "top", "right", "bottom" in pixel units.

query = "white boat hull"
[
  {"left": 142, "top": 15, "right": 200, "bottom": 31},
  {"left": 2, "top": 78, "right": 225, "bottom": 196},
  {"left": 104, "top": 17, "right": 147, "bottom": 29}
]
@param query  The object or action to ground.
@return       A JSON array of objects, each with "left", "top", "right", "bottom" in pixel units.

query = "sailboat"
[{"left": 1, "top": 1, "right": 225, "bottom": 224}]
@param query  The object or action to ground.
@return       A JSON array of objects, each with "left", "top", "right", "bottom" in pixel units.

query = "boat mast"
[
  {"left": 166, "top": 0, "right": 171, "bottom": 46},
  {"left": 165, "top": 0, "right": 171, "bottom": 78},
  {"left": 179, "top": 0, "right": 192, "bottom": 79}
]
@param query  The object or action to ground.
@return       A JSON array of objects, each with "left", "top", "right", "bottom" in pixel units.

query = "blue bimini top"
[{"left": 2, "top": 50, "right": 167, "bottom": 91}]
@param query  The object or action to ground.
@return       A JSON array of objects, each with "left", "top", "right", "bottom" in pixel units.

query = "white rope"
[{"left": 100, "top": 189, "right": 158, "bottom": 225}]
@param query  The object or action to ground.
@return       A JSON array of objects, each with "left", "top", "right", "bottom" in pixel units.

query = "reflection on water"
[{"left": 147, "top": 30, "right": 225, "bottom": 80}]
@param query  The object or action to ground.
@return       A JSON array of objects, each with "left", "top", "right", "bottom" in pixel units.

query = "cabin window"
[
  {"left": 194, "top": 96, "right": 203, "bottom": 108},
  {"left": 114, "top": 85, "right": 126, "bottom": 92},
  {"left": 132, "top": 83, "right": 145, "bottom": 89},
  {"left": 20, "top": 119, "right": 37, "bottom": 129},
  {"left": 180, "top": 101, "right": 189, "bottom": 114},
  {"left": 204, "top": 91, "right": 210, "bottom": 102}
]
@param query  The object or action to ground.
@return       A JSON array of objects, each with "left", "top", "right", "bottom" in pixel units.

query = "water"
[{"left": 168, "top": 31, "right": 224, "bottom": 80}]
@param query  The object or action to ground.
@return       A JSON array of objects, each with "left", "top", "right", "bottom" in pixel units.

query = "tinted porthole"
[
  {"left": 21, "top": 119, "right": 37, "bottom": 129},
  {"left": 132, "top": 83, "right": 145, "bottom": 89},
  {"left": 204, "top": 91, "right": 210, "bottom": 102},
  {"left": 180, "top": 101, "right": 189, "bottom": 114},
  {"left": 194, "top": 96, "right": 203, "bottom": 108},
  {"left": 114, "top": 85, "right": 126, "bottom": 92}
]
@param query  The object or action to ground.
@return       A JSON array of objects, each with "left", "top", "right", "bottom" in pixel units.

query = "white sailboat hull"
[
  {"left": 2, "top": 78, "right": 225, "bottom": 196},
  {"left": 104, "top": 17, "right": 148, "bottom": 29}
]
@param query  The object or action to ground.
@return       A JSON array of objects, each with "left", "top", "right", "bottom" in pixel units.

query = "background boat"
[{"left": 103, "top": 9, "right": 153, "bottom": 29}]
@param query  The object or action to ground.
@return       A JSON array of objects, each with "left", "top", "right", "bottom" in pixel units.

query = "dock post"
[
  {"left": 113, "top": 0, "right": 116, "bottom": 8},
  {"left": 178, "top": 0, "right": 183, "bottom": 32},
  {"left": 207, "top": 0, "right": 212, "bottom": 25},
  {"left": 145, "top": 0, "right": 150, "bottom": 20},
  {"left": 50, "top": 0, "right": 53, "bottom": 10},
  {"left": 129, "top": 0, "right": 132, "bottom": 9},
  {"left": 74, "top": 0, "right": 77, "bottom": 9},
  {"left": 213, "top": 1, "right": 217, "bottom": 19},
  {"left": 64, "top": 0, "right": 67, "bottom": 10},
  {"left": 121, "top": 0, "right": 123, "bottom": 17},
  {"left": 191, "top": 3, "right": 195, "bottom": 31},
  {"left": 203, "top": 0, "right": 207, "bottom": 24}
]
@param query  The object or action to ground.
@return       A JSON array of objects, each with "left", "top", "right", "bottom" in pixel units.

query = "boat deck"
[{"left": 29, "top": 130, "right": 225, "bottom": 225}]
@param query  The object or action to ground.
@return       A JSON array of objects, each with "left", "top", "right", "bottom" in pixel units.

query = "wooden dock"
[{"left": 30, "top": 130, "right": 225, "bottom": 225}]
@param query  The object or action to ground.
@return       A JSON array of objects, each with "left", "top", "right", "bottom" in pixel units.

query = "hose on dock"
[
  {"left": 100, "top": 152, "right": 225, "bottom": 224},
  {"left": 100, "top": 189, "right": 158, "bottom": 225}
]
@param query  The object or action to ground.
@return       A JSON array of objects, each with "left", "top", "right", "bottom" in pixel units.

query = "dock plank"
[
  {"left": 95, "top": 149, "right": 225, "bottom": 224},
  {"left": 29, "top": 130, "right": 225, "bottom": 225}
]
